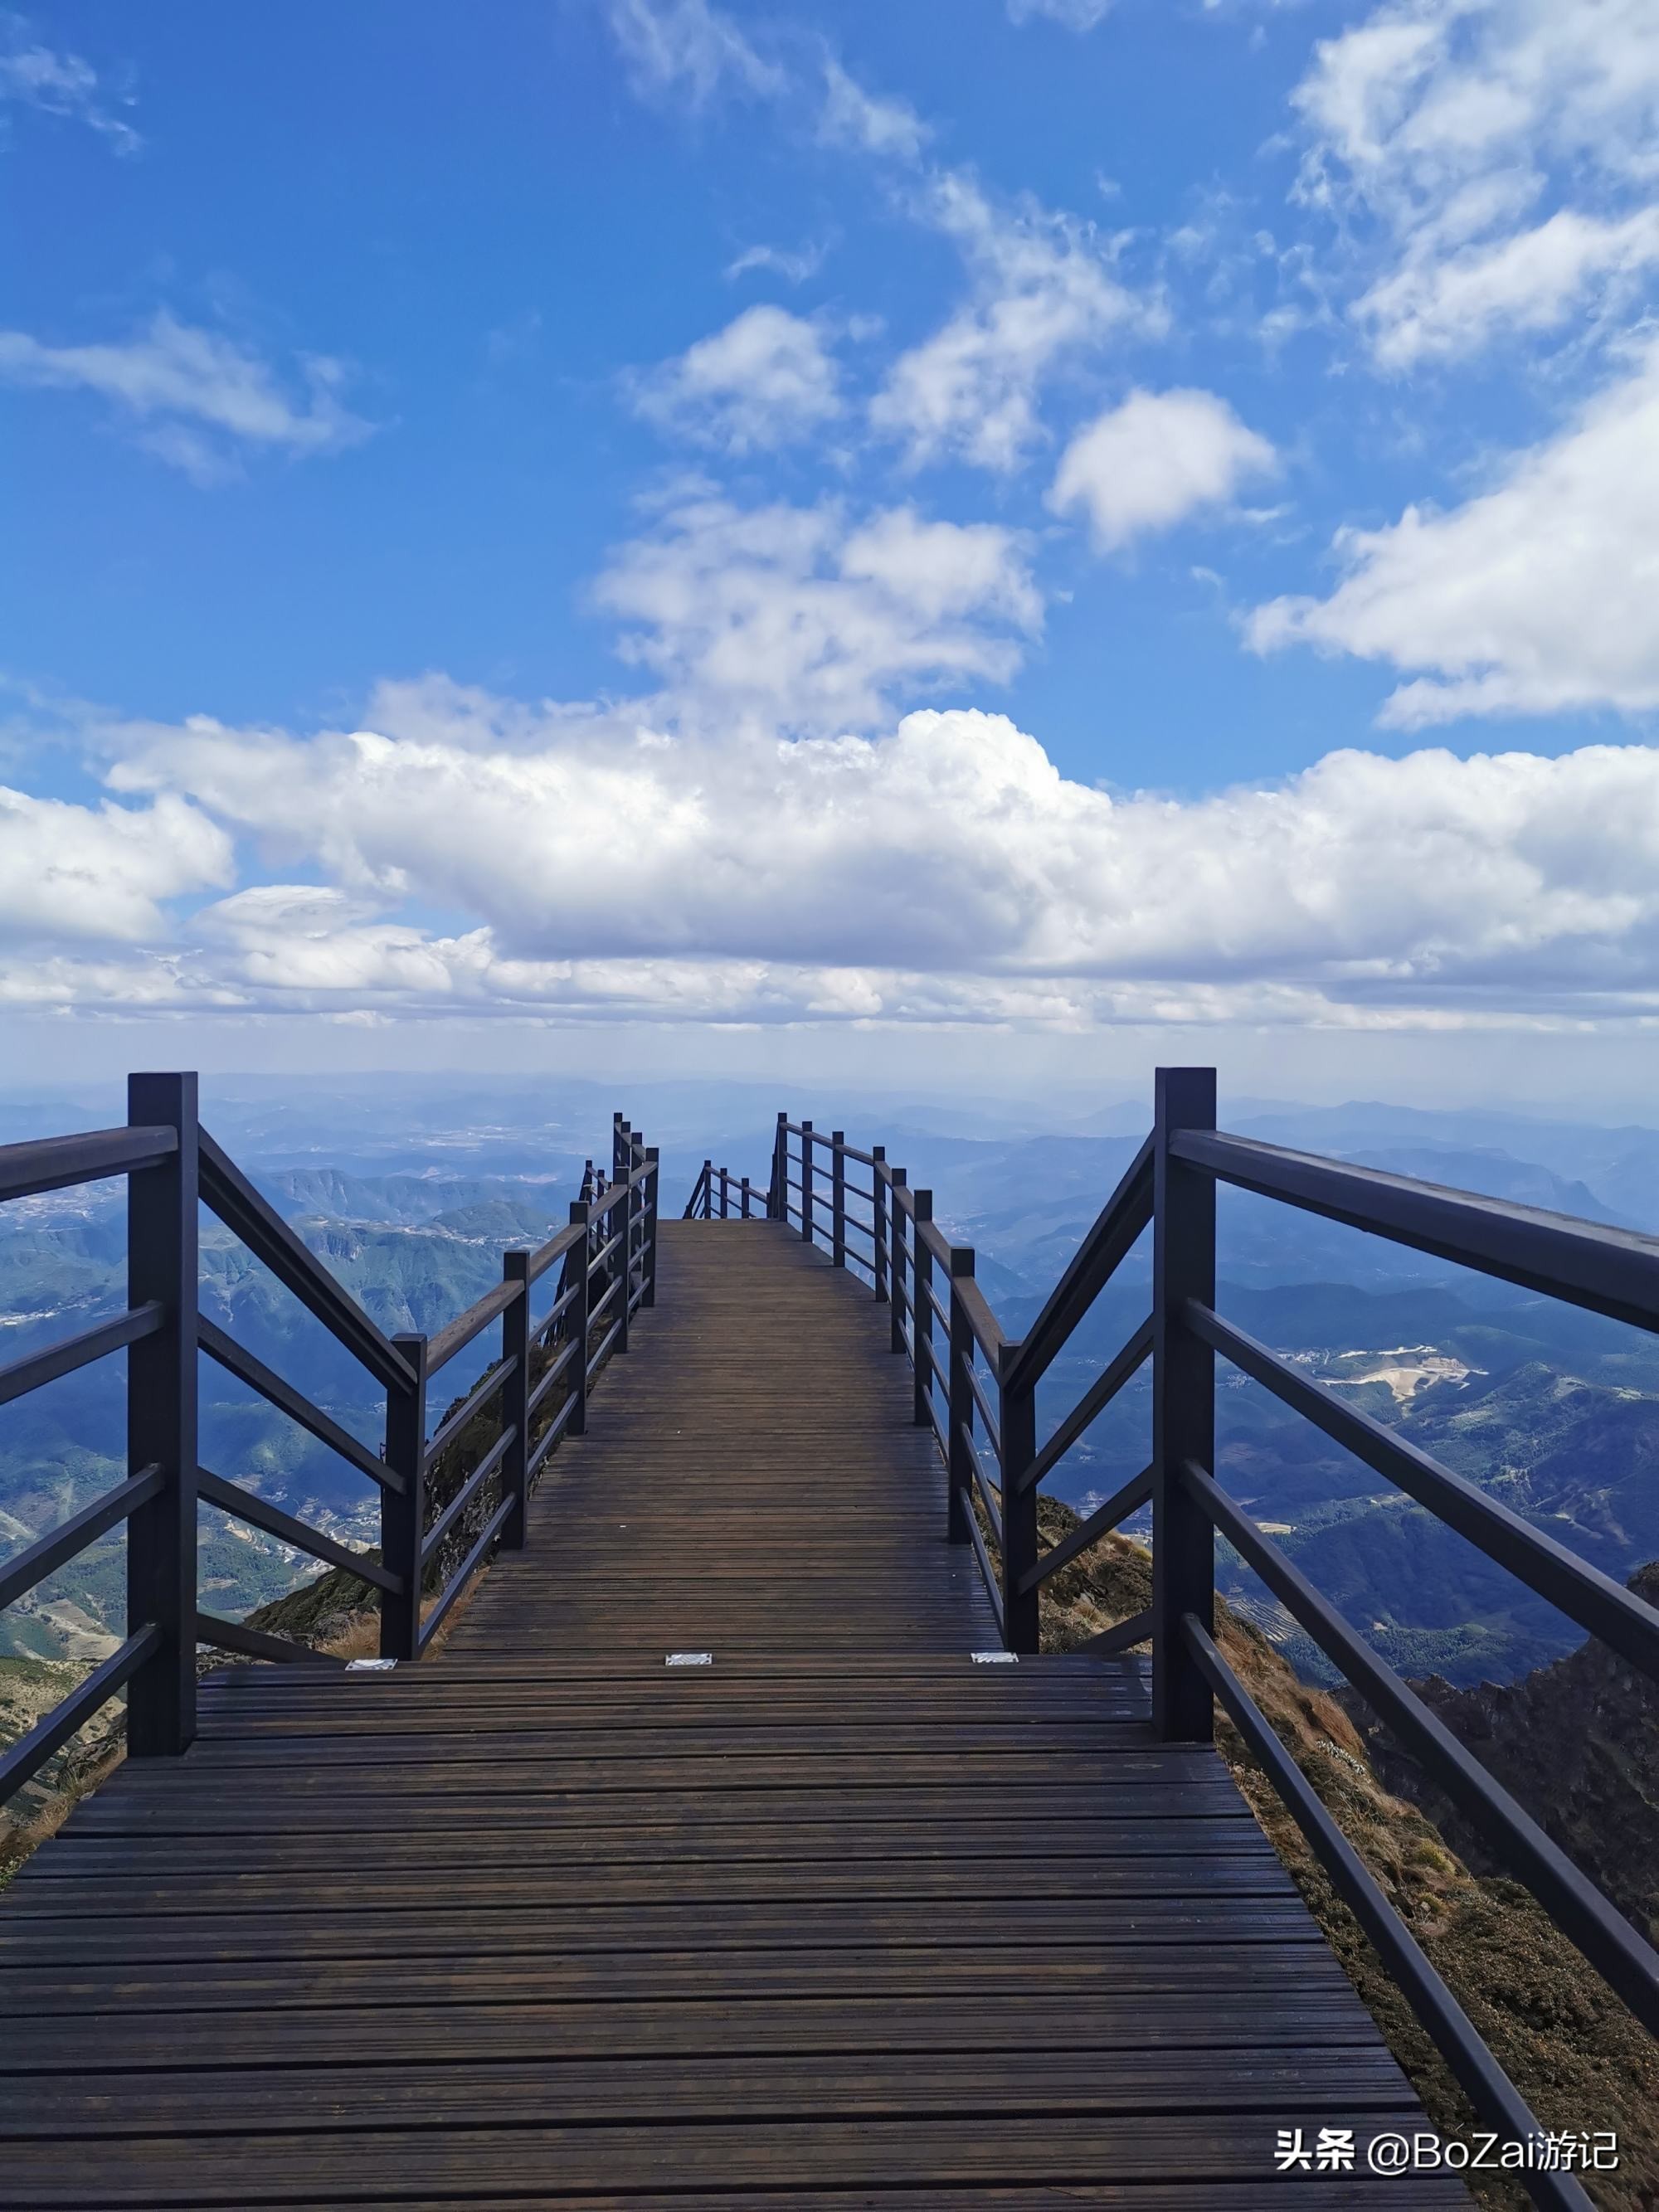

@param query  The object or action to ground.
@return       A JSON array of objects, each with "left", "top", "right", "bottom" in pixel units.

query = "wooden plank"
[
  {"left": 0, "top": 1855, "right": 1296, "bottom": 1918},
  {"left": 0, "top": 1991, "right": 1394, "bottom": 2074},
  {"left": 0, "top": 2046, "right": 1421, "bottom": 2136},
  {"left": 0, "top": 1895, "right": 1325, "bottom": 1966},
  {"left": 12, "top": 1815, "right": 1271, "bottom": 1877},
  {"left": 333, "top": 2184, "right": 1467, "bottom": 2212},
  {"left": 0, "top": 1944, "right": 1352, "bottom": 2017},
  {"left": 0, "top": 2114, "right": 1465, "bottom": 2204}
]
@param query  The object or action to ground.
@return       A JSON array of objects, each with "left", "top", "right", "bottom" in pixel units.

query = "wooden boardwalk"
[{"left": 0, "top": 1221, "right": 1460, "bottom": 2206}]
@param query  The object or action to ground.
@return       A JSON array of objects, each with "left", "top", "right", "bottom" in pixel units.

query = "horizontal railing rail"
[
  {"left": 697, "top": 1072, "right": 1659, "bottom": 2210},
  {"left": 0, "top": 1085, "right": 659, "bottom": 1802},
  {"left": 0, "top": 1125, "right": 178, "bottom": 1206}
]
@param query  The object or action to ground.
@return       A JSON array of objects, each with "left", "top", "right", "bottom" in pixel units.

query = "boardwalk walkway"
[{"left": 0, "top": 1222, "right": 1458, "bottom": 2206}]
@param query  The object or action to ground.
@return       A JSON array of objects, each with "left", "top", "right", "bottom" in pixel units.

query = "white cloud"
[
  {"left": 1049, "top": 387, "right": 1276, "bottom": 550},
  {"left": 1248, "top": 338, "right": 1659, "bottom": 725},
  {"left": 724, "top": 239, "right": 830, "bottom": 284},
  {"left": 1358, "top": 204, "right": 1659, "bottom": 367},
  {"left": 0, "top": 787, "right": 232, "bottom": 942},
  {"left": 602, "top": 0, "right": 783, "bottom": 107},
  {"left": 630, "top": 306, "right": 843, "bottom": 452},
  {"left": 65, "top": 690, "right": 1659, "bottom": 1028},
  {"left": 871, "top": 172, "right": 1156, "bottom": 472},
  {"left": 1007, "top": 0, "right": 1114, "bottom": 29},
  {"left": 818, "top": 56, "right": 929, "bottom": 161},
  {"left": 0, "top": 11, "right": 139, "bottom": 152},
  {"left": 590, "top": 491, "right": 1040, "bottom": 730},
  {"left": 1290, "top": 0, "right": 1659, "bottom": 366},
  {"left": 0, "top": 311, "right": 373, "bottom": 479}
]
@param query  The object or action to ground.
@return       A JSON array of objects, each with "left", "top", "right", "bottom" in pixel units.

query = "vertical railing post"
[
  {"left": 380, "top": 1331, "right": 428, "bottom": 1660},
  {"left": 946, "top": 1247, "right": 975, "bottom": 1547},
  {"left": 501, "top": 1250, "right": 530, "bottom": 1548},
  {"left": 612, "top": 1113, "right": 627, "bottom": 1180},
  {"left": 614, "top": 1185, "right": 631, "bottom": 1356},
  {"left": 888, "top": 1169, "right": 907, "bottom": 1354},
  {"left": 831, "top": 1132, "right": 846, "bottom": 1268},
  {"left": 1152, "top": 1066, "right": 1217, "bottom": 1743},
  {"left": 125, "top": 1071, "right": 198, "bottom": 1757},
  {"left": 567, "top": 1201, "right": 591, "bottom": 1436},
  {"left": 701, "top": 1160, "right": 713, "bottom": 1220},
  {"left": 998, "top": 1343, "right": 1039, "bottom": 1653},
  {"left": 769, "top": 1113, "right": 786, "bottom": 1219},
  {"left": 800, "top": 1121, "right": 814, "bottom": 1246},
  {"left": 643, "top": 1147, "right": 659, "bottom": 1306},
  {"left": 912, "top": 1190, "right": 933, "bottom": 1429},
  {"left": 719, "top": 1165, "right": 730, "bottom": 1219},
  {"left": 872, "top": 1146, "right": 888, "bottom": 1304},
  {"left": 741, "top": 1175, "right": 752, "bottom": 1219}
]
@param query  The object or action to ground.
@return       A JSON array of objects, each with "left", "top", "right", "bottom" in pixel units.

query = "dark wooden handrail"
[
  {"left": 199, "top": 1128, "right": 415, "bottom": 1394},
  {"left": 1002, "top": 1135, "right": 1153, "bottom": 1397},
  {"left": 0, "top": 1082, "right": 659, "bottom": 1800},
  {"left": 0, "top": 1124, "right": 177, "bottom": 1205},
  {"left": 1174, "top": 1126, "right": 1659, "bottom": 1334}
]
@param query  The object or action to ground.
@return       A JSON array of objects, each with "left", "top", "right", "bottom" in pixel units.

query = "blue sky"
[{"left": 4, "top": 0, "right": 1659, "bottom": 1107}]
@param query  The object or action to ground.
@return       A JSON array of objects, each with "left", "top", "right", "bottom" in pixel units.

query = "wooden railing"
[
  {"left": 694, "top": 1072, "right": 1659, "bottom": 2212},
  {"left": 0, "top": 1085, "right": 658, "bottom": 1797}
]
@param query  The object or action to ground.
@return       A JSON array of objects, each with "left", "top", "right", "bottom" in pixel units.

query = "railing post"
[
  {"left": 380, "top": 1331, "right": 428, "bottom": 1661},
  {"left": 125, "top": 1071, "right": 198, "bottom": 1757},
  {"left": 719, "top": 1165, "right": 730, "bottom": 1219},
  {"left": 872, "top": 1146, "right": 888, "bottom": 1303},
  {"left": 741, "top": 1175, "right": 752, "bottom": 1219},
  {"left": 612, "top": 1113, "right": 626, "bottom": 1180},
  {"left": 701, "top": 1160, "right": 713, "bottom": 1220},
  {"left": 1152, "top": 1066, "right": 1217, "bottom": 1743},
  {"left": 912, "top": 1190, "right": 933, "bottom": 1428},
  {"left": 502, "top": 1251, "right": 529, "bottom": 1548},
  {"left": 800, "top": 1121, "right": 814, "bottom": 1245},
  {"left": 769, "top": 1113, "right": 786, "bottom": 1220},
  {"left": 831, "top": 1133, "right": 846, "bottom": 1267},
  {"left": 946, "top": 1247, "right": 975, "bottom": 1546},
  {"left": 615, "top": 1185, "right": 631, "bottom": 1355},
  {"left": 888, "top": 1169, "right": 907, "bottom": 1354},
  {"left": 567, "top": 1200, "right": 590, "bottom": 1436},
  {"left": 643, "top": 1147, "right": 659, "bottom": 1306},
  {"left": 998, "top": 1342, "right": 1039, "bottom": 1653}
]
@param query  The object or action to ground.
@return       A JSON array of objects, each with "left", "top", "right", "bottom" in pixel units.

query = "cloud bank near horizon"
[{"left": 8, "top": 668, "right": 1659, "bottom": 1036}]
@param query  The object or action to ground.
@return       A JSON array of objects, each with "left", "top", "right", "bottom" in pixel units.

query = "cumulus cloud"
[
  {"left": 0, "top": 11, "right": 139, "bottom": 151},
  {"left": 590, "top": 491, "right": 1040, "bottom": 730},
  {"left": 0, "top": 311, "right": 373, "bottom": 480},
  {"left": 1048, "top": 387, "right": 1276, "bottom": 550},
  {"left": 871, "top": 172, "right": 1155, "bottom": 472},
  {"left": 601, "top": 0, "right": 783, "bottom": 107},
  {"left": 0, "top": 787, "right": 233, "bottom": 942},
  {"left": 1248, "top": 338, "right": 1659, "bottom": 724},
  {"left": 1291, "top": 0, "right": 1659, "bottom": 367},
  {"left": 53, "top": 690, "right": 1659, "bottom": 1028},
  {"left": 629, "top": 306, "right": 844, "bottom": 451}
]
